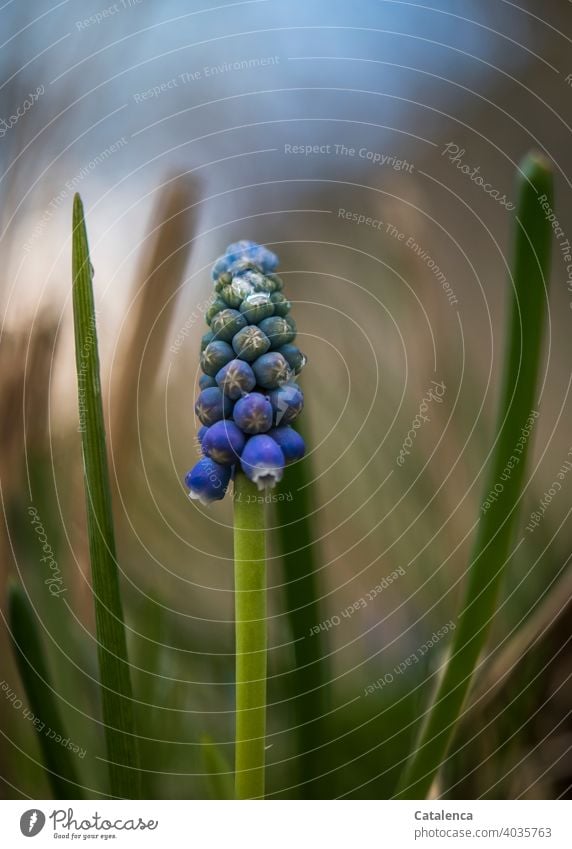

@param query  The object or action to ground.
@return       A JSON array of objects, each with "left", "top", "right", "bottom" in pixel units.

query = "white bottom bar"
[{"left": 1, "top": 799, "right": 570, "bottom": 848}]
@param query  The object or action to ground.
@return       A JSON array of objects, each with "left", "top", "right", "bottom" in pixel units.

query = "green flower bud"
[
  {"left": 284, "top": 315, "right": 297, "bottom": 335},
  {"left": 240, "top": 292, "right": 275, "bottom": 323},
  {"left": 252, "top": 352, "right": 293, "bottom": 389},
  {"left": 219, "top": 285, "right": 240, "bottom": 308},
  {"left": 239, "top": 269, "right": 268, "bottom": 291},
  {"left": 266, "top": 273, "right": 284, "bottom": 292},
  {"left": 232, "top": 325, "right": 271, "bottom": 362},
  {"left": 206, "top": 297, "right": 228, "bottom": 325},
  {"left": 257, "top": 316, "right": 294, "bottom": 348},
  {"left": 210, "top": 308, "right": 247, "bottom": 342},
  {"left": 200, "top": 340, "right": 234, "bottom": 376},
  {"left": 230, "top": 276, "right": 256, "bottom": 300},
  {"left": 270, "top": 292, "right": 291, "bottom": 316},
  {"left": 214, "top": 274, "right": 231, "bottom": 292},
  {"left": 277, "top": 343, "right": 307, "bottom": 374},
  {"left": 220, "top": 277, "right": 255, "bottom": 307}
]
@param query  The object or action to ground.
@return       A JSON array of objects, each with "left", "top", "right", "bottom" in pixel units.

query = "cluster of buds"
[{"left": 185, "top": 240, "right": 307, "bottom": 504}]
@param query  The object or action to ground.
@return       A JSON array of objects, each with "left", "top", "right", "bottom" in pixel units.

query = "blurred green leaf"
[
  {"left": 8, "top": 581, "right": 84, "bottom": 798},
  {"left": 397, "top": 153, "right": 553, "bottom": 798},
  {"left": 201, "top": 735, "right": 234, "bottom": 800},
  {"left": 275, "top": 430, "right": 330, "bottom": 798}
]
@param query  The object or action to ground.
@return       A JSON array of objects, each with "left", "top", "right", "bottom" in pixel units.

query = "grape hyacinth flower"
[
  {"left": 194, "top": 386, "right": 234, "bottom": 427},
  {"left": 202, "top": 420, "right": 246, "bottom": 465},
  {"left": 240, "top": 434, "right": 286, "bottom": 490},
  {"left": 216, "top": 359, "right": 256, "bottom": 400},
  {"left": 184, "top": 239, "right": 307, "bottom": 506},
  {"left": 267, "top": 426, "right": 306, "bottom": 464},
  {"left": 233, "top": 392, "right": 273, "bottom": 435},
  {"left": 185, "top": 457, "right": 231, "bottom": 505},
  {"left": 269, "top": 382, "right": 304, "bottom": 426},
  {"left": 252, "top": 352, "right": 293, "bottom": 389},
  {"left": 182, "top": 239, "right": 308, "bottom": 801}
]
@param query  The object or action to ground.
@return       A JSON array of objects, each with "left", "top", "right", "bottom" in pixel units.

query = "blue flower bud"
[
  {"left": 211, "top": 249, "right": 266, "bottom": 286},
  {"left": 210, "top": 308, "right": 247, "bottom": 342},
  {"left": 239, "top": 292, "right": 274, "bottom": 323},
  {"left": 233, "top": 392, "right": 273, "bottom": 434},
  {"left": 202, "top": 420, "right": 245, "bottom": 465},
  {"left": 276, "top": 343, "right": 307, "bottom": 374},
  {"left": 199, "top": 374, "right": 217, "bottom": 390},
  {"left": 211, "top": 256, "right": 231, "bottom": 283},
  {"left": 240, "top": 434, "right": 285, "bottom": 490},
  {"left": 195, "top": 386, "right": 234, "bottom": 426},
  {"left": 225, "top": 240, "right": 278, "bottom": 274},
  {"left": 201, "top": 330, "right": 215, "bottom": 351},
  {"left": 225, "top": 239, "right": 257, "bottom": 256},
  {"left": 268, "top": 426, "right": 305, "bottom": 463},
  {"left": 227, "top": 257, "right": 262, "bottom": 278},
  {"left": 252, "top": 352, "right": 293, "bottom": 389},
  {"left": 257, "top": 316, "right": 295, "bottom": 348},
  {"left": 200, "top": 340, "right": 235, "bottom": 376},
  {"left": 212, "top": 244, "right": 278, "bottom": 283},
  {"left": 269, "top": 382, "right": 304, "bottom": 425},
  {"left": 216, "top": 359, "right": 256, "bottom": 399},
  {"left": 185, "top": 457, "right": 231, "bottom": 504},
  {"left": 270, "top": 292, "right": 291, "bottom": 317},
  {"left": 232, "top": 325, "right": 271, "bottom": 362},
  {"left": 197, "top": 425, "right": 208, "bottom": 451}
]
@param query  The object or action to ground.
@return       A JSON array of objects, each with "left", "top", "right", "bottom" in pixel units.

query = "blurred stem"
[
  {"left": 72, "top": 194, "right": 141, "bottom": 798},
  {"left": 234, "top": 471, "right": 267, "bottom": 799},
  {"left": 8, "top": 582, "right": 84, "bottom": 798},
  {"left": 396, "top": 153, "right": 553, "bottom": 799}
]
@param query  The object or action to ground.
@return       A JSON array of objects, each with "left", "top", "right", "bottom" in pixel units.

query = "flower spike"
[{"left": 185, "top": 240, "right": 307, "bottom": 501}]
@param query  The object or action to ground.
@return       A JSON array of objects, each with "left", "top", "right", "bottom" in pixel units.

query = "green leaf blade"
[
  {"left": 274, "top": 442, "right": 330, "bottom": 798},
  {"left": 72, "top": 194, "right": 140, "bottom": 799},
  {"left": 396, "top": 153, "right": 554, "bottom": 799}
]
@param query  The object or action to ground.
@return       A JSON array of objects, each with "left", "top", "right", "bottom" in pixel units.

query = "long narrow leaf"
[
  {"left": 396, "top": 153, "right": 553, "bottom": 798},
  {"left": 8, "top": 581, "right": 84, "bottom": 798},
  {"left": 72, "top": 193, "right": 140, "bottom": 798}
]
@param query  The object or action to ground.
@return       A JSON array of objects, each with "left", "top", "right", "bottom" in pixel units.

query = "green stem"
[
  {"left": 72, "top": 194, "right": 141, "bottom": 798},
  {"left": 234, "top": 471, "right": 267, "bottom": 799},
  {"left": 396, "top": 153, "right": 553, "bottom": 799}
]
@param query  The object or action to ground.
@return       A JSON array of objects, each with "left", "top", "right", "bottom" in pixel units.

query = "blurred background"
[{"left": 1, "top": 0, "right": 572, "bottom": 799}]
